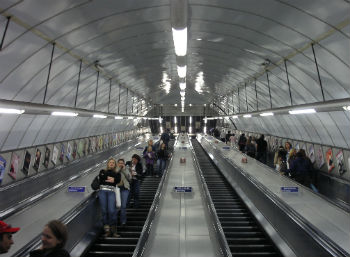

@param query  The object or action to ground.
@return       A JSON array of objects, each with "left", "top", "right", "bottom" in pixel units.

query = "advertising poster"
[
  {"left": 72, "top": 141, "right": 77, "bottom": 159},
  {"left": 98, "top": 137, "right": 103, "bottom": 150},
  {"left": 166, "top": 121, "right": 171, "bottom": 129},
  {"left": 95, "top": 137, "right": 99, "bottom": 151},
  {"left": 91, "top": 138, "right": 96, "bottom": 153},
  {"left": 317, "top": 147, "right": 325, "bottom": 169},
  {"left": 295, "top": 143, "right": 300, "bottom": 150},
  {"left": 104, "top": 136, "right": 108, "bottom": 149},
  {"left": 0, "top": 155, "right": 7, "bottom": 185},
  {"left": 52, "top": 146, "right": 58, "bottom": 165},
  {"left": 59, "top": 143, "right": 65, "bottom": 163},
  {"left": 22, "top": 151, "right": 31, "bottom": 176},
  {"left": 78, "top": 140, "right": 84, "bottom": 157},
  {"left": 33, "top": 149, "right": 41, "bottom": 172},
  {"left": 109, "top": 134, "right": 113, "bottom": 147},
  {"left": 88, "top": 138, "right": 92, "bottom": 154},
  {"left": 9, "top": 153, "right": 19, "bottom": 180},
  {"left": 301, "top": 144, "right": 307, "bottom": 154},
  {"left": 326, "top": 148, "right": 335, "bottom": 173},
  {"left": 83, "top": 139, "right": 87, "bottom": 155},
  {"left": 43, "top": 147, "right": 50, "bottom": 168},
  {"left": 336, "top": 150, "right": 346, "bottom": 175},
  {"left": 66, "top": 142, "right": 72, "bottom": 161},
  {"left": 113, "top": 134, "right": 117, "bottom": 146},
  {"left": 308, "top": 145, "right": 315, "bottom": 163}
]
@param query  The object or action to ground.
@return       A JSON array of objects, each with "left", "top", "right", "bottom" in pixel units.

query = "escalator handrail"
[
  {"left": 0, "top": 140, "right": 138, "bottom": 220},
  {"left": 189, "top": 137, "right": 232, "bottom": 257},
  {"left": 132, "top": 137, "right": 177, "bottom": 257},
  {"left": 11, "top": 192, "right": 99, "bottom": 257},
  {"left": 201, "top": 136, "right": 349, "bottom": 257}
]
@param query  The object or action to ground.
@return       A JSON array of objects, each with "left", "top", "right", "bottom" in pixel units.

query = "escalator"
[
  {"left": 191, "top": 139, "right": 282, "bottom": 257},
  {"left": 85, "top": 176, "right": 161, "bottom": 257}
]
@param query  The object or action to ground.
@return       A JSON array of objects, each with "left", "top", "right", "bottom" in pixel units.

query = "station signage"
[
  {"left": 68, "top": 186, "right": 85, "bottom": 192},
  {"left": 174, "top": 186, "right": 192, "bottom": 193},
  {"left": 281, "top": 186, "right": 298, "bottom": 193}
]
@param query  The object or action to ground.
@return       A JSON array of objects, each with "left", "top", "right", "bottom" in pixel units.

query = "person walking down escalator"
[
  {"left": 157, "top": 143, "right": 169, "bottom": 177},
  {"left": 98, "top": 158, "right": 121, "bottom": 237},
  {"left": 238, "top": 133, "right": 247, "bottom": 152}
]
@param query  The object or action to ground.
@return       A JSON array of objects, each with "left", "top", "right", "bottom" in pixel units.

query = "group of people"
[
  {"left": 1, "top": 219, "right": 70, "bottom": 257},
  {"left": 97, "top": 138, "right": 170, "bottom": 238}
]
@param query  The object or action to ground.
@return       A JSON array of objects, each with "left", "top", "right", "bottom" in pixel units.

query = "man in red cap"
[{"left": 0, "top": 220, "right": 20, "bottom": 254}]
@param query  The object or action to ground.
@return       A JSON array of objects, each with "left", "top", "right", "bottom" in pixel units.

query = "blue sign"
[
  {"left": 281, "top": 186, "right": 298, "bottom": 193},
  {"left": 181, "top": 147, "right": 187, "bottom": 150},
  {"left": 68, "top": 186, "right": 85, "bottom": 192},
  {"left": 222, "top": 146, "right": 230, "bottom": 150},
  {"left": 135, "top": 146, "right": 144, "bottom": 150},
  {"left": 174, "top": 186, "right": 192, "bottom": 193}
]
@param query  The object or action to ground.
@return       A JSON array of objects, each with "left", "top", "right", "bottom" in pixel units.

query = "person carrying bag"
[{"left": 96, "top": 158, "right": 121, "bottom": 238}]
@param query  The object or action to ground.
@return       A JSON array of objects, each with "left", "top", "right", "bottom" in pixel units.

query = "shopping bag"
[
  {"left": 115, "top": 186, "right": 121, "bottom": 208},
  {"left": 91, "top": 175, "right": 100, "bottom": 190}
]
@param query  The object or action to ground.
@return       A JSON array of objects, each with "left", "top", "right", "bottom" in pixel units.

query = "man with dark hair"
[
  {"left": 0, "top": 220, "right": 20, "bottom": 254},
  {"left": 256, "top": 134, "right": 268, "bottom": 164}
]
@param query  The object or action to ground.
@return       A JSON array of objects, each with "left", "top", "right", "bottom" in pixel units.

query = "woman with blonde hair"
[{"left": 97, "top": 158, "right": 121, "bottom": 237}]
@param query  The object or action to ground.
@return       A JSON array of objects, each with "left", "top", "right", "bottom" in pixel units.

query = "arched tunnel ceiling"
[{"left": 0, "top": 0, "right": 350, "bottom": 150}]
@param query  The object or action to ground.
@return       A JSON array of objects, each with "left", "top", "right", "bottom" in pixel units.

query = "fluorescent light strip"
[
  {"left": 243, "top": 114, "right": 252, "bottom": 118},
  {"left": 0, "top": 108, "right": 25, "bottom": 114},
  {"left": 93, "top": 114, "right": 107, "bottom": 119},
  {"left": 289, "top": 108, "right": 316, "bottom": 115},
  {"left": 177, "top": 65, "right": 187, "bottom": 78},
  {"left": 115, "top": 116, "right": 123, "bottom": 119},
  {"left": 343, "top": 106, "right": 350, "bottom": 111},
  {"left": 180, "top": 91, "right": 186, "bottom": 97},
  {"left": 172, "top": 27, "right": 187, "bottom": 56},
  {"left": 179, "top": 83, "right": 186, "bottom": 90},
  {"left": 232, "top": 115, "right": 238, "bottom": 119},
  {"left": 51, "top": 111, "right": 78, "bottom": 117},
  {"left": 260, "top": 112, "right": 274, "bottom": 116}
]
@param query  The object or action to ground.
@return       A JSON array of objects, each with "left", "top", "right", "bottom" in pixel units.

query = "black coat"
[{"left": 30, "top": 248, "right": 70, "bottom": 257}]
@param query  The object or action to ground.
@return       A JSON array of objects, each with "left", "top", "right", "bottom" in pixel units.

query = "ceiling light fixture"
[
  {"left": 93, "top": 114, "right": 107, "bottom": 119},
  {"left": 115, "top": 116, "right": 123, "bottom": 119},
  {"left": 172, "top": 27, "right": 187, "bottom": 56},
  {"left": 243, "top": 114, "right": 252, "bottom": 118},
  {"left": 177, "top": 65, "right": 187, "bottom": 78},
  {"left": 232, "top": 115, "right": 238, "bottom": 119},
  {"left": 179, "top": 82, "right": 186, "bottom": 90},
  {"left": 260, "top": 112, "right": 274, "bottom": 116},
  {"left": 289, "top": 109, "right": 316, "bottom": 115},
  {"left": 51, "top": 111, "right": 78, "bottom": 117},
  {"left": 180, "top": 91, "right": 186, "bottom": 97},
  {"left": 0, "top": 108, "right": 25, "bottom": 114}
]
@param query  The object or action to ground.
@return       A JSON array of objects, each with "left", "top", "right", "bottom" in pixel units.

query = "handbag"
[
  {"left": 115, "top": 186, "right": 121, "bottom": 208},
  {"left": 91, "top": 175, "right": 100, "bottom": 190}
]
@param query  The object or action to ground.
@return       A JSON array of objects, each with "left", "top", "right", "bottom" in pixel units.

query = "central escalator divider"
[
  {"left": 191, "top": 139, "right": 282, "bottom": 257},
  {"left": 86, "top": 176, "right": 161, "bottom": 257}
]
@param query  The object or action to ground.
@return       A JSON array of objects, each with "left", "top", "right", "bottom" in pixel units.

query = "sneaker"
[{"left": 103, "top": 225, "right": 110, "bottom": 237}]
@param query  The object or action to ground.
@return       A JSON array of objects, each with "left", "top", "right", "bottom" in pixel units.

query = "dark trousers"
[
  {"left": 146, "top": 163, "right": 154, "bottom": 176},
  {"left": 128, "top": 180, "right": 140, "bottom": 208},
  {"left": 256, "top": 151, "right": 267, "bottom": 164}
]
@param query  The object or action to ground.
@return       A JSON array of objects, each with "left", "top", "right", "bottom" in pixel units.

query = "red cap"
[{"left": 0, "top": 221, "right": 20, "bottom": 234}]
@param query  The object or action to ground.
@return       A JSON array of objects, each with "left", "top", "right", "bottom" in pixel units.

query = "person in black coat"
[
  {"left": 29, "top": 220, "right": 70, "bottom": 257},
  {"left": 126, "top": 154, "right": 143, "bottom": 208},
  {"left": 288, "top": 149, "right": 313, "bottom": 187}
]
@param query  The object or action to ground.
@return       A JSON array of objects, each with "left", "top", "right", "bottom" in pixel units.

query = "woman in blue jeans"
[
  {"left": 116, "top": 159, "right": 131, "bottom": 226},
  {"left": 98, "top": 158, "right": 121, "bottom": 237}
]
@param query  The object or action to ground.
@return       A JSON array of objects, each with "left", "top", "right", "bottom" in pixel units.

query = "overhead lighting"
[
  {"left": 232, "top": 115, "right": 238, "bottom": 119},
  {"left": 343, "top": 106, "right": 350, "bottom": 111},
  {"left": 174, "top": 116, "right": 177, "bottom": 124},
  {"left": 177, "top": 65, "right": 187, "bottom": 78},
  {"left": 180, "top": 91, "right": 186, "bottom": 97},
  {"left": 180, "top": 82, "right": 186, "bottom": 90},
  {"left": 174, "top": 104, "right": 178, "bottom": 107},
  {"left": 289, "top": 108, "right": 316, "bottom": 115},
  {"left": 189, "top": 116, "right": 192, "bottom": 124},
  {"left": 188, "top": 126, "right": 192, "bottom": 133},
  {"left": 128, "top": 116, "right": 134, "bottom": 119},
  {"left": 181, "top": 96, "right": 185, "bottom": 101},
  {"left": 189, "top": 104, "right": 192, "bottom": 106},
  {"left": 204, "top": 104, "right": 206, "bottom": 106},
  {"left": 172, "top": 27, "right": 187, "bottom": 56},
  {"left": 114, "top": 116, "right": 123, "bottom": 119},
  {"left": 142, "top": 117, "right": 148, "bottom": 120},
  {"left": 159, "top": 116, "right": 162, "bottom": 123},
  {"left": 93, "top": 114, "right": 107, "bottom": 119},
  {"left": 260, "top": 112, "right": 274, "bottom": 116},
  {"left": 204, "top": 117, "right": 207, "bottom": 124},
  {"left": 0, "top": 108, "right": 25, "bottom": 114},
  {"left": 51, "top": 111, "right": 78, "bottom": 117},
  {"left": 182, "top": 107, "right": 184, "bottom": 112},
  {"left": 243, "top": 114, "right": 252, "bottom": 118}
]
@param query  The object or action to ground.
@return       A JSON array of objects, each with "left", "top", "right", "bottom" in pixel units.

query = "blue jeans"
[
  {"left": 118, "top": 189, "right": 130, "bottom": 225},
  {"left": 98, "top": 189, "right": 117, "bottom": 226},
  {"left": 157, "top": 159, "right": 166, "bottom": 176},
  {"left": 128, "top": 180, "right": 140, "bottom": 208}
]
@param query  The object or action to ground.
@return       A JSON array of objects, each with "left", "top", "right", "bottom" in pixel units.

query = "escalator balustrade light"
[
  {"left": 93, "top": 114, "right": 107, "bottom": 119},
  {"left": 243, "top": 114, "right": 252, "bottom": 118},
  {"left": 260, "top": 112, "right": 274, "bottom": 116}
]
